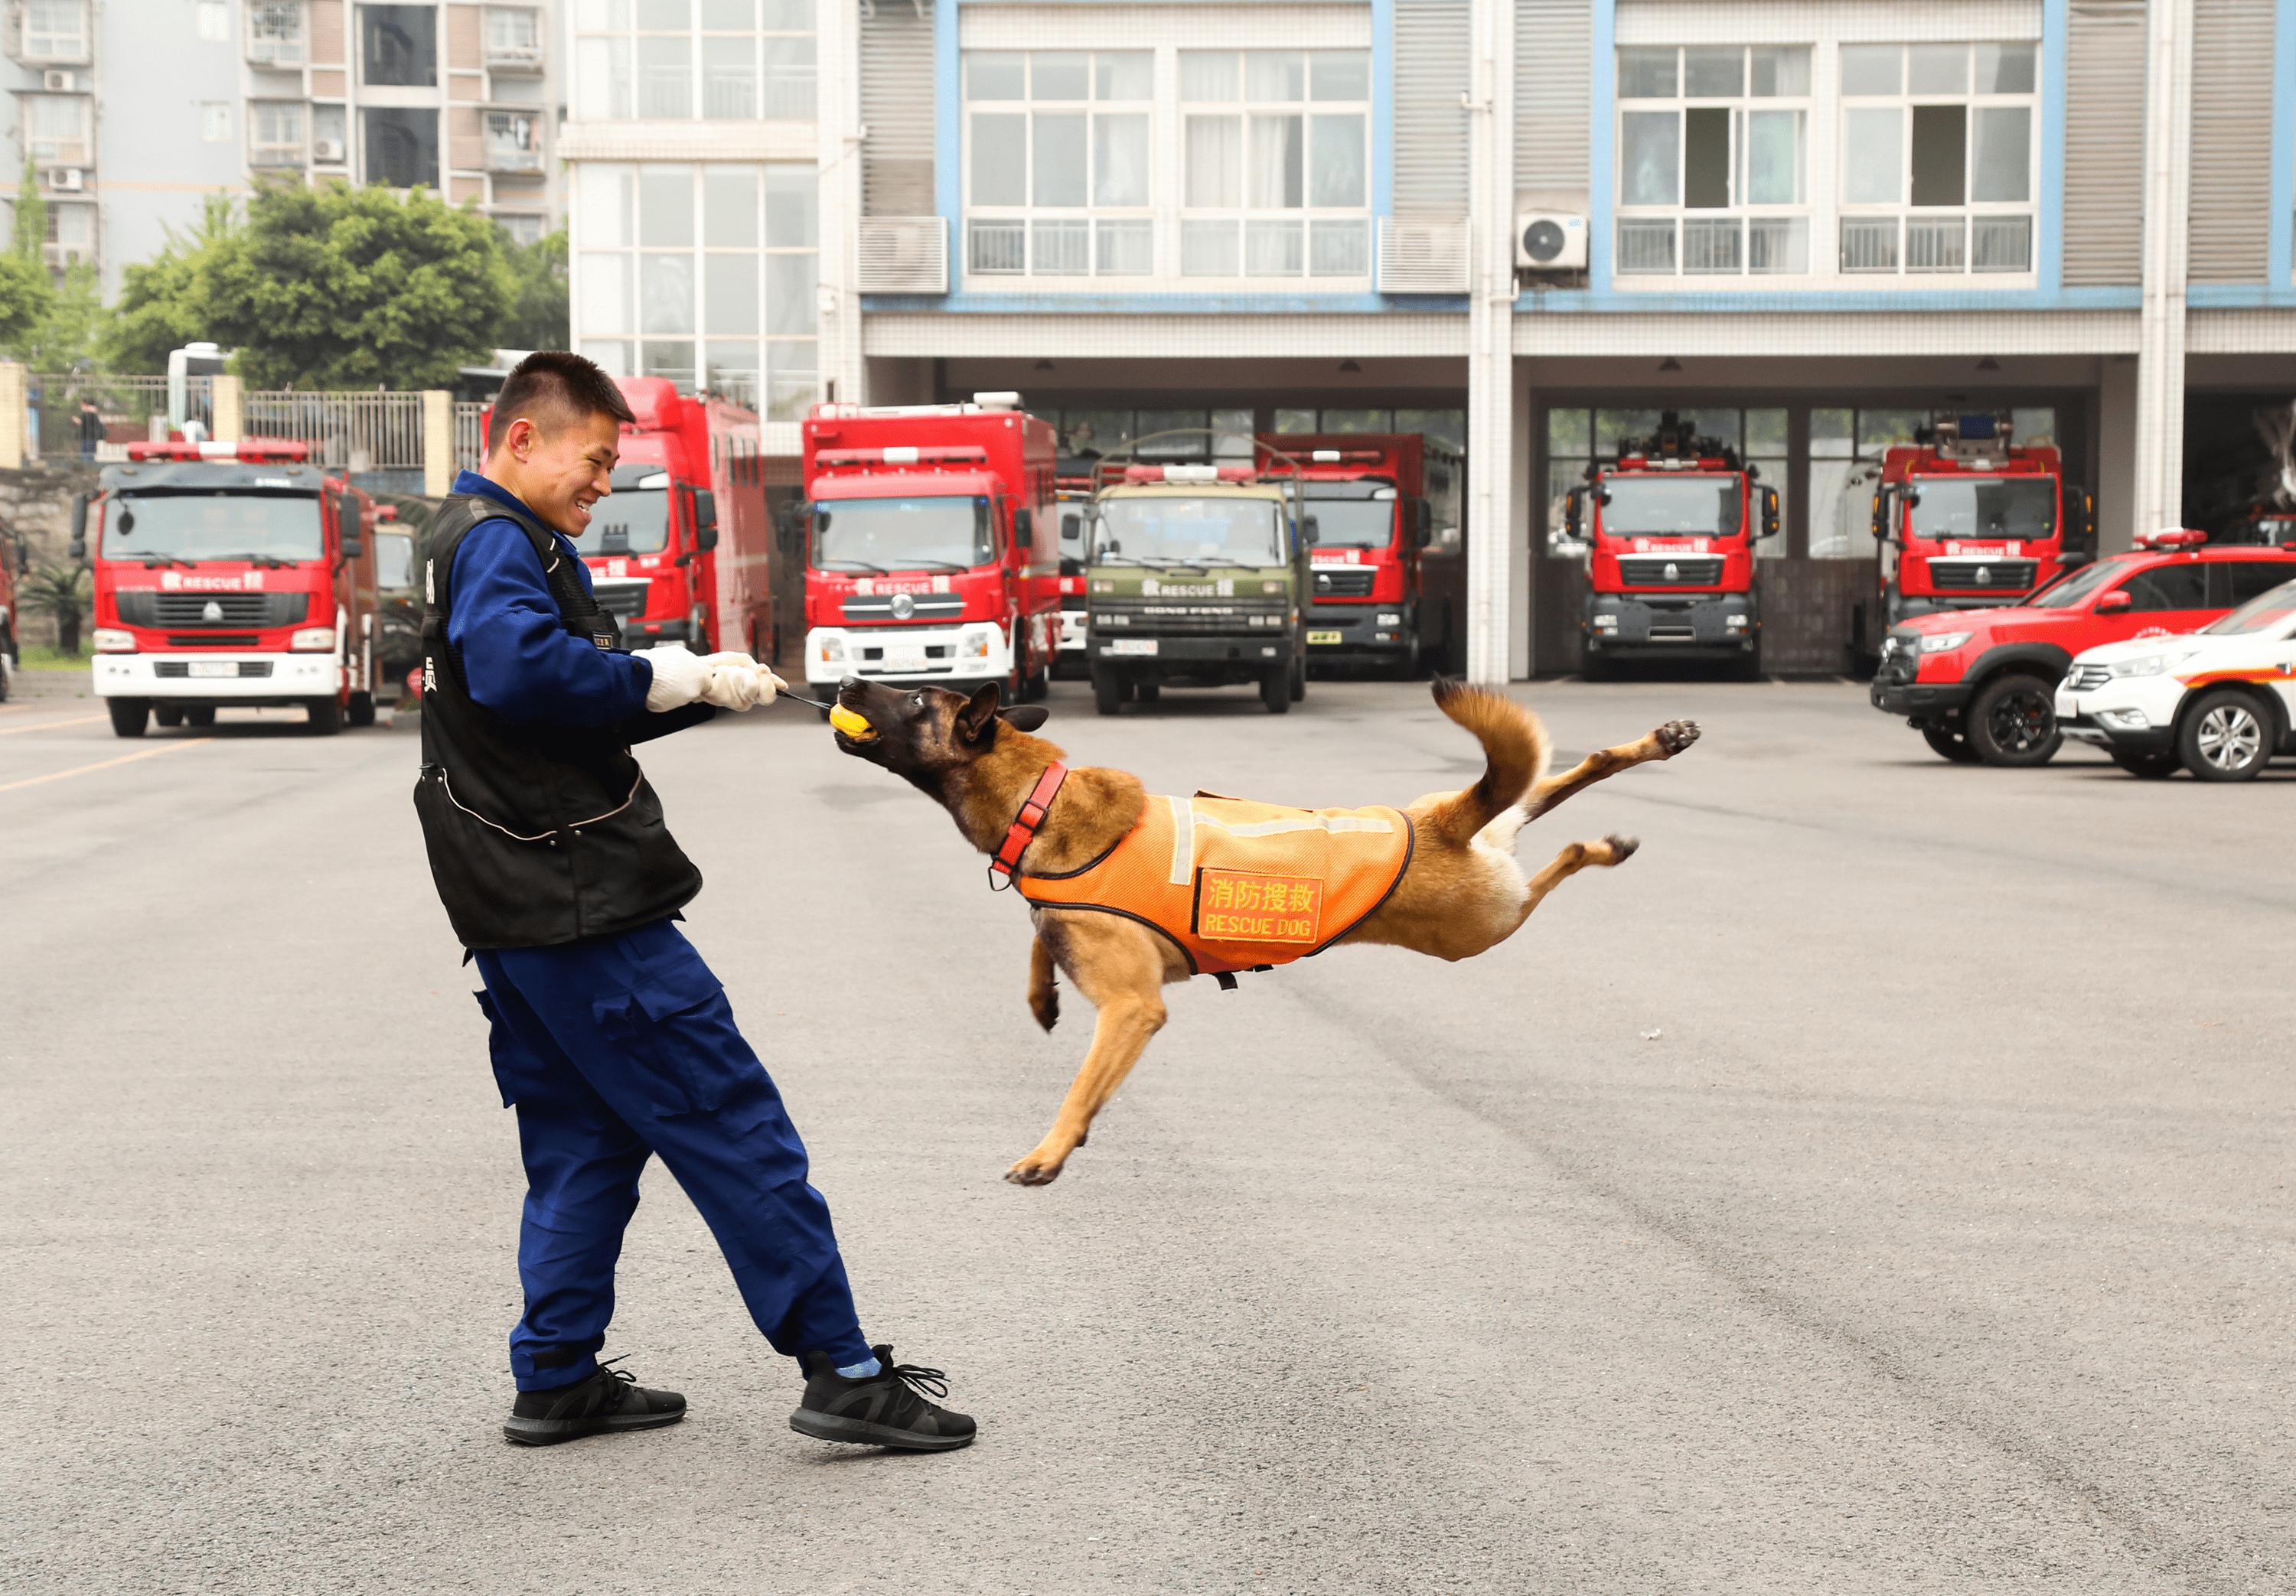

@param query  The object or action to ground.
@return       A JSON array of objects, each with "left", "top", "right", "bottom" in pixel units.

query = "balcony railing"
[
  {"left": 249, "top": 145, "right": 305, "bottom": 169},
  {"left": 486, "top": 142, "right": 544, "bottom": 174},
  {"left": 1839, "top": 217, "right": 1900, "bottom": 273},
  {"left": 1375, "top": 217, "right": 1468, "bottom": 294},
  {"left": 1616, "top": 218, "right": 1677, "bottom": 275},
  {"left": 1842, "top": 214, "right": 2032, "bottom": 275},
  {"left": 856, "top": 216, "right": 949, "bottom": 293},
  {"left": 967, "top": 220, "right": 1026, "bottom": 276}
]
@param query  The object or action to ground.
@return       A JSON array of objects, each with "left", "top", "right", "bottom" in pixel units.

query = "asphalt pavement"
[{"left": 4, "top": 664, "right": 2293, "bottom": 1594}]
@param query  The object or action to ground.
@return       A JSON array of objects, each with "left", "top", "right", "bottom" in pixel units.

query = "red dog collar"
[{"left": 987, "top": 762, "right": 1068, "bottom": 891}]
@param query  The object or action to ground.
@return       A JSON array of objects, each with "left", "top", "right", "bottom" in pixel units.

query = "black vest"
[{"left": 412, "top": 492, "right": 704, "bottom": 949}]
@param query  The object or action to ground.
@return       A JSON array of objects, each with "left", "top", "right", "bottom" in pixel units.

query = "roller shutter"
[
  {"left": 1394, "top": 0, "right": 1469, "bottom": 216},
  {"left": 1516, "top": 0, "right": 1591, "bottom": 194},
  {"left": 2189, "top": 0, "right": 2275, "bottom": 282},
  {"left": 2063, "top": 0, "right": 2146, "bottom": 287},
  {"left": 862, "top": 0, "right": 935, "bottom": 217}
]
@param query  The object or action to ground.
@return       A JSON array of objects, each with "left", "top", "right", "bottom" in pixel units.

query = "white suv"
[{"left": 2056, "top": 576, "right": 2296, "bottom": 780}]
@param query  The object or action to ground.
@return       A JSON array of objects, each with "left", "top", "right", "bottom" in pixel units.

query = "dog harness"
[{"left": 1000, "top": 764, "right": 1415, "bottom": 983}]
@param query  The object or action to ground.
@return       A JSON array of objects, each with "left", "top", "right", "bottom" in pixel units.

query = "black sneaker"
[
  {"left": 789, "top": 1345, "right": 976, "bottom": 1451},
  {"left": 503, "top": 1358, "right": 687, "bottom": 1447}
]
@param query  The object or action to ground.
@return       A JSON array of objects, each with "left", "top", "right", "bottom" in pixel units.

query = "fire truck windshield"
[
  {"left": 576, "top": 477, "right": 671, "bottom": 555},
  {"left": 1906, "top": 477, "right": 2056, "bottom": 542},
  {"left": 104, "top": 490, "right": 323, "bottom": 562},
  {"left": 2203, "top": 577, "right": 2296, "bottom": 634},
  {"left": 1301, "top": 485, "right": 1398, "bottom": 549},
  {"left": 1601, "top": 477, "right": 1743, "bottom": 538},
  {"left": 814, "top": 495, "right": 993, "bottom": 572},
  {"left": 1095, "top": 497, "right": 1283, "bottom": 567}
]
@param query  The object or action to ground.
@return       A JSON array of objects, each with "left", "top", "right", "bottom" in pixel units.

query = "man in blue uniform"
[{"left": 415, "top": 352, "right": 973, "bottom": 1451}]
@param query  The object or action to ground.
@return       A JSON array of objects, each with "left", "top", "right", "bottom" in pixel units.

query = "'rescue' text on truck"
[
  {"left": 1564, "top": 411, "right": 1778, "bottom": 677},
  {"left": 1874, "top": 410, "right": 2095, "bottom": 627}
]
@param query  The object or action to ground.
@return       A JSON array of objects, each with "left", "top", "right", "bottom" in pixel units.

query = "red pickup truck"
[{"left": 1868, "top": 532, "right": 2296, "bottom": 764}]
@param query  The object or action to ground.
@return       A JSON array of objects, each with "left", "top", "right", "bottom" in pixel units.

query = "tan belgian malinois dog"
[{"left": 829, "top": 676, "right": 1698, "bottom": 1185}]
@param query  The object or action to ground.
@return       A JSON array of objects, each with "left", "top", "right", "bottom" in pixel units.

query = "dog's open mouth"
[{"left": 828, "top": 703, "right": 878, "bottom": 742}]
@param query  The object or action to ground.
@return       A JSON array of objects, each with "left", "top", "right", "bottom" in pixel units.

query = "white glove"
[
  {"left": 697, "top": 652, "right": 788, "bottom": 712},
  {"left": 637, "top": 643, "right": 711, "bottom": 712}
]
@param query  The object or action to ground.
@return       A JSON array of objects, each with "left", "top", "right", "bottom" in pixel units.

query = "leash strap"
[{"left": 987, "top": 762, "right": 1068, "bottom": 891}]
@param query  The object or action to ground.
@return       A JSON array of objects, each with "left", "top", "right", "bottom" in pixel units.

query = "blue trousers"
[{"left": 474, "top": 919, "right": 869, "bottom": 1390}]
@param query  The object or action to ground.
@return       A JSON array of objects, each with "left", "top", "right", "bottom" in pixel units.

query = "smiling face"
[
  {"left": 486, "top": 410, "right": 622, "bottom": 539},
  {"left": 832, "top": 676, "right": 1049, "bottom": 793}
]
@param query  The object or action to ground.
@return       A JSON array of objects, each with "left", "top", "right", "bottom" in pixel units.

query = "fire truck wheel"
[
  {"left": 108, "top": 699, "right": 148, "bottom": 738},
  {"left": 2109, "top": 750, "right": 2180, "bottom": 779},
  {"left": 154, "top": 705, "right": 184, "bottom": 728},
  {"left": 1290, "top": 657, "right": 1306, "bottom": 702},
  {"left": 1261, "top": 664, "right": 1292, "bottom": 714},
  {"left": 185, "top": 707, "right": 215, "bottom": 728},
  {"left": 1734, "top": 640, "right": 1765, "bottom": 682},
  {"left": 1965, "top": 674, "right": 2062, "bottom": 767},
  {"left": 347, "top": 692, "right": 377, "bottom": 728},
  {"left": 1920, "top": 724, "right": 1981, "bottom": 763},
  {"left": 1091, "top": 665, "right": 1124, "bottom": 716},
  {"left": 2178, "top": 689, "right": 2275, "bottom": 782},
  {"left": 1135, "top": 680, "right": 1159, "bottom": 702},
  {"left": 305, "top": 697, "right": 344, "bottom": 737}
]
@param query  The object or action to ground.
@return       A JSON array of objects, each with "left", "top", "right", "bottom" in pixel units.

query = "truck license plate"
[
  {"left": 1306, "top": 630, "right": 1342, "bottom": 645},
  {"left": 885, "top": 651, "right": 927, "bottom": 673},
  {"left": 1104, "top": 639, "right": 1158, "bottom": 656},
  {"left": 187, "top": 660, "right": 237, "bottom": 678}
]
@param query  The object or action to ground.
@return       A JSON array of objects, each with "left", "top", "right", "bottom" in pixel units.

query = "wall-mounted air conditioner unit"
[
  {"left": 48, "top": 168, "right": 83, "bottom": 192},
  {"left": 1516, "top": 212, "right": 1587, "bottom": 271},
  {"left": 314, "top": 138, "right": 347, "bottom": 164},
  {"left": 43, "top": 70, "right": 76, "bottom": 92}
]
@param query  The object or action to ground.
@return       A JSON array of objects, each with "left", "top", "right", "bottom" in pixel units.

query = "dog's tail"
[{"left": 1424, "top": 676, "right": 1551, "bottom": 845}]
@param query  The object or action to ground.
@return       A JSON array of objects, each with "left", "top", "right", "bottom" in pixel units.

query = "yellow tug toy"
[{"left": 828, "top": 704, "right": 876, "bottom": 741}]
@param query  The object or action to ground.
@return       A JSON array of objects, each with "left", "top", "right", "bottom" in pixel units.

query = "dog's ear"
[
  {"left": 999, "top": 705, "right": 1050, "bottom": 733},
  {"left": 955, "top": 681, "right": 1003, "bottom": 745}
]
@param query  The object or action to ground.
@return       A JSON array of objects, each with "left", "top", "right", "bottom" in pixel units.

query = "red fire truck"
[
  {"left": 1564, "top": 412, "right": 1778, "bottom": 677},
  {"left": 78, "top": 440, "right": 382, "bottom": 737},
  {"left": 1875, "top": 410, "right": 2094, "bottom": 627},
  {"left": 0, "top": 520, "right": 23, "bottom": 700},
  {"left": 1256, "top": 432, "right": 1463, "bottom": 677},
  {"left": 794, "top": 394, "right": 1059, "bottom": 704},
  {"left": 536, "top": 377, "right": 775, "bottom": 660}
]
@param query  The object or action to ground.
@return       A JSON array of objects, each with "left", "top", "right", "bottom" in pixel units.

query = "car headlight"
[
  {"left": 2107, "top": 650, "right": 2200, "bottom": 677},
  {"left": 960, "top": 627, "right": 994, "bottom": 660},
  {"left": 1919, "top": 632, "right": 1973, "bottom": 653},
  {"left": 290, "top": 627, "right": 337, "bottom": 651},
  {"left": 1378, "top": 612, "right": 1403, "bottom": 625},
  {"left": 817, "top": 635, "right": 846, "bottom": 663},
  {"left": 93, "top": 627, "right": 135, "bottom": 652}
]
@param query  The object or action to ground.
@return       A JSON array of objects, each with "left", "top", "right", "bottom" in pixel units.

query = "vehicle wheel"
[
  {"left": 1135, "top": 680, "right": 1159, "bottom": 703},
  {"left": 154, "top": 705, "right": 184, "bottom": 728},
  {"left": 2110, "top": 750, "right": 2180, "bottom": 779},
  {"left": 0, "top": 627, "right": 11, "bottom": 702},
  {"left": 1735, "top": 638, "right": 1765, "bottom": 682},
  {"left": 1920, "top": 723, "right": 1981, "bottom": 764},
  {"left": 108, "top": 698, "right": 149, "bottom": 738},
  {"left": 1091, "top": 664, "right": 1124, "bottom": 716},
  {"left": 185, "top": 706, "right": 215, "bottom": 728},
  {"left": 346, "top": 691, "right": 377, "bottom": 728},
  {"left": 1965, "top": 674, "right": 2061, "bottom": 766},
  {"left": 1261, "top": 663, "right": 1291, "bottom": 714},
  {"left": 2179, "top": 689, "right": 2274, "bottom": 781},
  {"left": 1290, "top": 656, "right": 1306, "bottom": 702},
  {"left": 306, "top": 696, "right": 344, "bottom": 736},
  {"left": 1580, "top": 650, "right": 1613, "bottom": 682}
]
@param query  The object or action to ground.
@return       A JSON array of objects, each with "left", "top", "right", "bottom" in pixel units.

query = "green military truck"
[{"left": 1070, "top": 434, "right": 1311, "bottom": 715}]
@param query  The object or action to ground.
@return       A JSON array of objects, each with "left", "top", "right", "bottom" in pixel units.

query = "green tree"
[
  {"left": 21, "top": 564, "right": 90, "bottom": 655},
  {"left": 496, "top": 226, "right": 569, "bottom": 353},
  {"left": 0, "top": 161, "right": 56, "bottom": 349},
  {"left": 103, "top": 193, "right": 236, "bottom": 373},
  {"left": 18, "top": 262, "right": 105, "bottom": 370},
  {"left": 201, "top": 180, "right": 514, "bottom": 389}
]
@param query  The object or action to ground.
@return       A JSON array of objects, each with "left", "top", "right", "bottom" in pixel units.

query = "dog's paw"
[
  {"left": 1029, "top": 989, "right": 1059, "bottom": 1033},
  {"left": 1604, "top": 833, "right": 1641, "bottom": 863},
  {"left": 1654, "top": 720, "right": 1701, "bottom": 756},
  {"left": 1003, "top": 1155, "right": 1065, "bottom": 1187}
]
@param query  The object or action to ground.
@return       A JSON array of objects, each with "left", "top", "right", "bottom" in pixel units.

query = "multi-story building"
[
  {"left": 575, "top": 0, "right": 2296, "bottom": 679},
  {"left": 4, "top": 1, "right": 563, "bottom": 298}
]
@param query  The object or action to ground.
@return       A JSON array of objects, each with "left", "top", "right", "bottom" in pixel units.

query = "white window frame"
[
  {"left": 1836, "top": 42, "right": 2040, "bottom": 277},
  {"left": 484, "top": 109, "right": 544, "bottom": 172},
  {"left": 246, "top": 2, "right": 307, "bottom": 67},
  {"left": 572, "top": 1, "right": 817, "bottom": 124},
  {"left": 1175, "top": 49, "right": 1371, "bottom": 282},
  {"left": 24, "top": 94, "right": 89, "bottom": 165},
  {"left": 482, "top": 5, "right": 543, "bottom": 67},
  {"left": 249, "top": 101, "right": 308, "bottom": 168},
  {"left": 21, "top": 0, "right": 90, "bottom": 63},
  {"left": 963, "top": 50, "right": 1158, "bottom": 280},
  {"left": 1613, "top": 46, "right": 1813, "bottom": 280}
]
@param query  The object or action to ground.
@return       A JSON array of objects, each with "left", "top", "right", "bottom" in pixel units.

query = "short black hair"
[{"left": 490, "top": 351, "right": 635, "bottom": 451}]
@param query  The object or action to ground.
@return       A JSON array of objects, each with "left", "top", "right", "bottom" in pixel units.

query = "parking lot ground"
[{"left": 4, "top": 670, "right": 2293, "bottom": 1594}]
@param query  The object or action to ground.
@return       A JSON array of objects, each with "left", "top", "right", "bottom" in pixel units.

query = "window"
[
  {"left": 484, "top": 6, "right": 543, "bottom": 66},
  {"left": 966, "top": 50, "right": 1154, "bottom": 277},
  {"left": 2117, "top": 564, "right": 2210, "bottom": 612},
  {"left": 197, "top": 2, "right": 230, "bottom": 41},
  {"left": 497, "top": 213, "right": 546, "bottom": 246},
  {"left": 250, "top": 102, "right": 307, "bottom": 167},
  {"left": 1614, "top": 47, "right": 1811, "bottom": 277},
  {"left": 364, "top": 107, "right": 439, "bottom": 189},
  {"left": 47, "top": 202, "right": 93, "bottom": 265},
  {"left": 1545, "top": 409, "right": 1789, "bottom": 559},
  {"left": 22, "top": 1, "right": 90, "bottom": 61},
  {"left": 246, "top": 2, "right": 306, "bottom": 66},
  {"left": 313, "top": 103, "right": 348, "bottom": 164},
  {"left": 1179, "top": 50, "right": 1371, "bottom": 278},
  {"left": 573, "top": 0, "right": 817, "bottom": 123},
  {"left": 486, "top": 111, "right": 544, "bottom": 172},
  {"left": 24, "top": 96, "right": 88, "bottom": 165},
  {"left": 1839, "top": 43, "right": 2037, "bottom": 275},
  {"left": 575, "top": 162, "right": 818, "bottom": 419},
  {"left": 360, "top": 3, "right": 437, "bottom": 87},
  {"left": 201, "top": 103, "right": 232, "bottom": 143}
]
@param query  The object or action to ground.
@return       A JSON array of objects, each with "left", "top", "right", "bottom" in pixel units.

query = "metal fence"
[
  {"left": 243, "top": 389, "right": 426, "bottom": 471},
  {"left": 29, "top": 373, "right": 211, "bottom": 461},
  {"left": 455, "top": 402, "right": 487, "bottom": 474}
]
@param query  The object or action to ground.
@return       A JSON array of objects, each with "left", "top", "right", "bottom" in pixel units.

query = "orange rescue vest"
[{"left": 1016, "top": 788, "right": 1414, "bottom": 976}]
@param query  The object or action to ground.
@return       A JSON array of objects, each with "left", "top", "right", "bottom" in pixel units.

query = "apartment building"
[
  {"left": 566, "top": 0, "right": 2296, "bottom": 679},
  {"left": 4, "top": 0, "right": 563, "bottom": 298}
]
